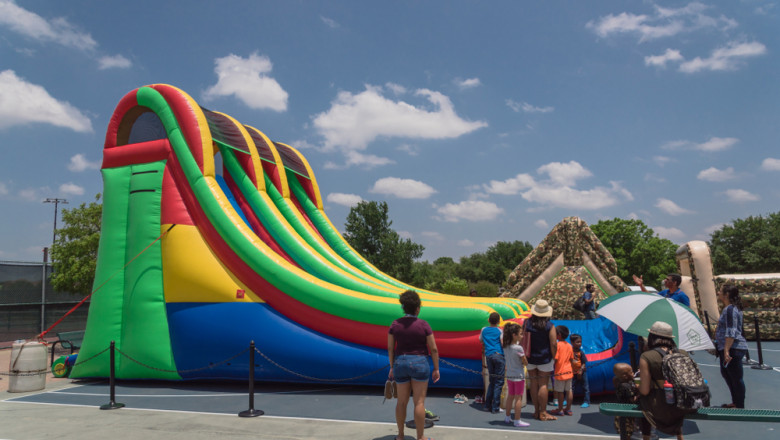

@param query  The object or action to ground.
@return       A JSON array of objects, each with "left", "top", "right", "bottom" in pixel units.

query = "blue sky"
[{"left": 1, "top": 0, "right": 778, "bottom": 263}]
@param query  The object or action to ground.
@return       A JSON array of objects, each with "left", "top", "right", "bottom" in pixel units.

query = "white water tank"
[{"left": 8, "top": 341, "right": 47, "bottom": 392}]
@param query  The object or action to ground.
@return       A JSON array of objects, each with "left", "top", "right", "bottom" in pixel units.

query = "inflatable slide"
[{"left": 70, "top": 85, "right": 627, "bottom": 391}]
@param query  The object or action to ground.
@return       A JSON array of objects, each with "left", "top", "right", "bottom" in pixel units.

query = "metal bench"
[
  {"left": 600, "top": 403, "right": 780, "bottom": 439},
  {"left": 50, "top": 330, "right": 85, "bottom": 366}
]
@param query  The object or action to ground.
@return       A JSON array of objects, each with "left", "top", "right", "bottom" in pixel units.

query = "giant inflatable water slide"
[{"left": 71, "top": 84, "right": 629, "bottom": 391}]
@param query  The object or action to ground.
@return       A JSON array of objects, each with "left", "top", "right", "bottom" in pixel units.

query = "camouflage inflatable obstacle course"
[{"left": 505, "top": 217, "right": 629, "bottom": 320}]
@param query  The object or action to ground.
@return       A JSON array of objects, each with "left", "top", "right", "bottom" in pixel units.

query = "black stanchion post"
[
  {"left": 628, "top": 342, "right": 637, "bottom": 373},
  {"left": 750, "top": 316, "right": 773, "bottom": 370},
  {"left": 239, "top": 341, "right": 264, "bottom": 417},
  {"left": 100, "top": 340, "right": 125, "bottom": 410}
]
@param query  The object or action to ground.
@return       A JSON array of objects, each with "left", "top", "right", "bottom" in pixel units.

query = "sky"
[{"left": 0, "top": 0, "right": 778, "bottom": 264}]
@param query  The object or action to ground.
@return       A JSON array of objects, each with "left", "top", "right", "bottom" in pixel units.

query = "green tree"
[
  {"left": 590, "top": 218, "right": 678, "bottom": 288},
  {"left": 485, "top": 240, "right": 534, "bottom": 273},
  {"left": 440, "top": 277, "right": 469, "bottom": 295},
  {"left": 50, "top": 194, "right": 102, "bottom": 295},
  {"left": 343, "top": 201, "right": 424, "bottom": 282},
  {"left": 709, "top": 212, "right": 780, "bottom": 274}
]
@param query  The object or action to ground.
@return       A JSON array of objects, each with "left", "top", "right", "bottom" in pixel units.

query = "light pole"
[{"left": 43, "top": 198, "right": 68, "bottom": 247}]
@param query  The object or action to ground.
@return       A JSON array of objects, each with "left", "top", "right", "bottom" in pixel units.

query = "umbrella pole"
[{"left": 628, "top": 341, "right": 638, "bottom": 373}]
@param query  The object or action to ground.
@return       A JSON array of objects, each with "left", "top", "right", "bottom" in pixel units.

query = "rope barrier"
[{"left": 34, "top": 225, "right": 176, "bottom": 341}]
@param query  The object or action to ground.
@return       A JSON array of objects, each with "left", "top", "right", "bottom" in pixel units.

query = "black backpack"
[
  {"left": 655, "top": 348, "right": 711, "bottom": 410},
  {"left": 573, "top": 295, "right": 586, "bottom": 313}
]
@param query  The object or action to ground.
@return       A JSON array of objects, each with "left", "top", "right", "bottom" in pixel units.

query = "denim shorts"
[{"left": 393, "top": 354, "right": 430, "bottom": 383}]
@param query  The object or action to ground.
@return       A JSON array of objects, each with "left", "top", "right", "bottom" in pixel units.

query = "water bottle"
[{"left": 664, "top": 381, "right": 675, "bottom": 405}]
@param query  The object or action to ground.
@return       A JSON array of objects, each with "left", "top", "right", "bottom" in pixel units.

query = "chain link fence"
[{"left": 0, "top": 261, "right": 88, "bottom": 342}]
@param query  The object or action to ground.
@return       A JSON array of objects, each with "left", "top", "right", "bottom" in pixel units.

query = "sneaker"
[
  {"left": 474, "top": 395, "right": 484, "bottom": 404},
  {"left": 425, "top": 409, "right": 440, "bottom": 422},
  {"left": 580, "top": 402, "right": 590, "bottom": 409},
  {"left": 514, "top": 420, "right": 530, "bottom": 427},
  {"left": 504, "top": 415, "right": 513, "bottom": 424},
  {"left": 491, "top": 408, "right": 501, "bottom": 414},
  {"left": 549, "top": 399, "right": 558, "bottom": 406}
]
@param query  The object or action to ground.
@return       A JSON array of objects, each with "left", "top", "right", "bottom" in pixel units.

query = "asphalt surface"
[{"left": 2, "top": 342, "right": 779, "bottom": 440}]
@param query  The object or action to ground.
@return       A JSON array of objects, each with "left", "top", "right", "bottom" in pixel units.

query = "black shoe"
[{"left": 425, "top": 409, "right": 440, "bottom": 421}]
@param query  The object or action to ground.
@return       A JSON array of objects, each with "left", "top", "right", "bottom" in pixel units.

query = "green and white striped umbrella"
[{"left": 597, "top": 290, "right": 714, "bottom": 351}]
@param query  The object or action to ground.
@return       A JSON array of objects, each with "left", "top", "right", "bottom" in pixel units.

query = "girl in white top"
[{"left": 502, "top": 322, "right": 529, "bottom": 427}]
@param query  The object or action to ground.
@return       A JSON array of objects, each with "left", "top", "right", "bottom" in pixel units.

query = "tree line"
[{"left": 49, "top": 196, "right": 780, "bottom": 297}]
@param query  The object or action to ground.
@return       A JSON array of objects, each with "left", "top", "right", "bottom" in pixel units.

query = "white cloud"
[
  {"left": 723, "top": 189, "right": 759, "bottom": 202},
  {"left": 506, "top": 99, "right": 554, "bottom": 113},
  {"left": 421, "top": 231, "right": 444, "bottom": 241},
  {"left": 313, "top": 84, "right": 487, "bottom": 151},
  {"left": 662, "top": 137, "right": 738, "bottom": 152},
  {"left": 0, "top": 182, "right": 8, "bottom": 196},
  {"left": 19, "top": 186, "right": 48, "bottom": 201},
  {"left": 0, "top": 0, "right": 97, "bottom": 51},
  {"left": 653, "top": 226, "right": 685, "bottom": 241},
  {"left": 326, "top": 192, "right": 362, "bottom": 207},
  {"left": 435, "top": 200, "right": 504, "bottom": 222},
  {"left": 289, "top": 139, "right": 317, "bottom": 151},
  {"left": 396, "top": 143, "right": 419, "bottom": 156},
  {"left": 587, "top": 3, "right": 737, "bottom": 42},
  {"left": 697, "top": 137, "right": 739, "bottom": 152},
  {"left": 370, "top": 177, "right": 437, "bottom": 199},
  {"left": 645, "top": 49, "right": 683, "bottom": 67},
  {"left": 697, "top": 166, "right": 735, "bottom": 182},
  {"left": 760, "top": 157, "right": 780, "bottom": 171},
  {"left": 538, "top": 161, "right": 592, "bottom": 185},
  {"left": 67, "top": 154, "right": 100, "bottom": 172},
  {"left": 587, "top": 12, "right": 685, "bottom": 41},
  {"left": 203, "top": 52, "right": 288, "bottom": 112},
  {"left": 385, "top": 82, "right": 407, "bottom": 95},
  {"left": 320, "top": 16, "right": 340, "bottom": 29},
  {"left": 655, "top": 198, "right": 694, "bottom": 215},
  {"left": 59, "top": 182, "right": 84, "bottom": 196},
  {"left": 680, "top": 41, "right": 766, "bottom": 73},
  {"left": 483, "top": 173, "right": 535, "bottom": 195},
  {"left": 627, "top": 212, "right": 640, "bottom": 220},
  {"left": 704, "top": 223, "right": 724, "bottom": 234},
  {"left": 534, "top": 219, "right": 549, "bottom": 229},
  {"left": 0, "top": 70, "right": 92, "bottom": 132},
  {"left": 455, "top": 77, "right": 481, "bottom": 89},
  {"left": 323, "top": 151, "right": 395, "bottom": 170},
  {"left": 98, "top": 54, "right": 131, "bottom": 70},
  {"left": 457, "top": 239, "right": 474, "bottom": 247},
  {"left": 397, "top": 230, "right": 413, "bottom": 240},
  {"left": 653, "top": 156, "right": 674, "bottom": 167},
  {"left": 484, "top": 161, "right": 632, "bottom": 210}
]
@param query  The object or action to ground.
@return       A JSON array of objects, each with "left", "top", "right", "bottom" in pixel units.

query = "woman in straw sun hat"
[
  {"left": 523, "top": 299, "right": 558, "bottom": 421},
  {"left": 638, "top": 321, "right": 689, "bottom": 440}
]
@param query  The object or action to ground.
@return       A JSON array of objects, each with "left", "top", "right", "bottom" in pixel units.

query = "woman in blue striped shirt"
[{"left": 714, "top": 284, "right": 749, "bottom": 408}]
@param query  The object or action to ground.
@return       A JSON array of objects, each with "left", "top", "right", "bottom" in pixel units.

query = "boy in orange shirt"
[{"left": 550, "top": 325, "right": 573, "bottom": 416}]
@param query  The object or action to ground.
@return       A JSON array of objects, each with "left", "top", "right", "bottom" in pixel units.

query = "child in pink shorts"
[{"left": 502, "top": 323, "right": 530, "bottom": 427}]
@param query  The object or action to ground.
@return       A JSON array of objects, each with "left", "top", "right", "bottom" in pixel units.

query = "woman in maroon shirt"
[{"left": 388, "top": 290, "right": 440, "bottom": 440}]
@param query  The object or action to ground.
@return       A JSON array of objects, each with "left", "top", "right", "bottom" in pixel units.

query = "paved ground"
[{"left": 2, "top": 342, "right": 779, "bottom": 440}]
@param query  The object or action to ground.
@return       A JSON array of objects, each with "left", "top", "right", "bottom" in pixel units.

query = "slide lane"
[{"left": 216, "top": 121, "right": 525, "bottom": 319}]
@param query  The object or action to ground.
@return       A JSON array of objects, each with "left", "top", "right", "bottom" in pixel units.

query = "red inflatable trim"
[
  {"left": 102, "top": 139, "right": 170, "bottom": 169},
  {"left": 104, "top": 88, "right": 139, "bottom": 149}
]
